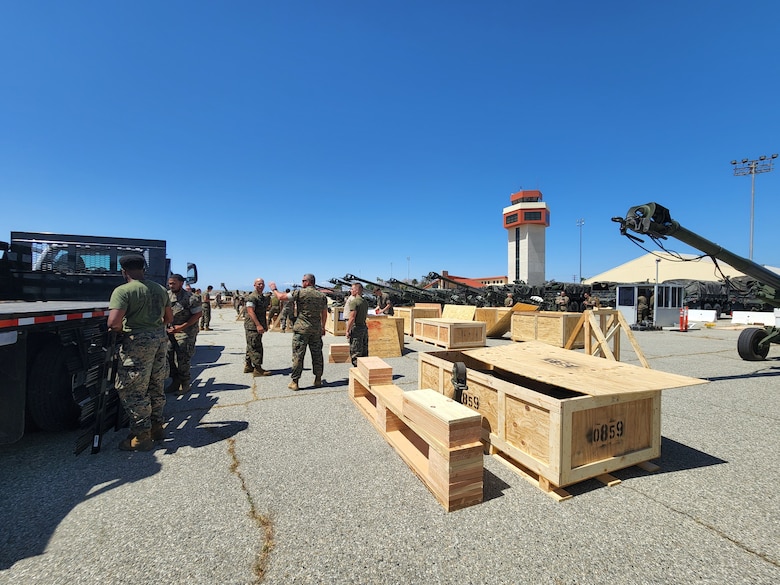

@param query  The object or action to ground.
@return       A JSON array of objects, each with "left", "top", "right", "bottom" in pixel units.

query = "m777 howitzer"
[
  {"left": 342, "top": 274, "right": 408, "bottom": 306},
  {"left": 386, "top": 278, "right": 451, "bottom": 305},
  {"left": 613, "top": 202, "right": 780, "bottom": 360},
  {"left": 426, "top": 272, "right": 500, "bottom": 306}
]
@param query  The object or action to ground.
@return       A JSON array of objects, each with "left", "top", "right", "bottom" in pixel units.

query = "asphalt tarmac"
[{"left": 1, "top": 308, "right": 778, "bottom": 584}]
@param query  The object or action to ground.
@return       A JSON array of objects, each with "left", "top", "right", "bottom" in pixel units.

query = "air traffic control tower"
[{"left": 503, "top": 189, "right": 549, "bottom": 286}]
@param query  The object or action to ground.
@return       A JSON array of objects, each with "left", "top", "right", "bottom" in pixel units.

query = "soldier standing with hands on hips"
[
  {"left": 269, "top": 274, "right": 328, "bottom": 391},
  {"left": 244, "top": 278, "right": 272, "bottom": 376},
  {"left": 166, "top": 274, "right": 202, "bottom": 394},
  {"left": 107, "top": 254, "right": 173, "bottom": 451}
]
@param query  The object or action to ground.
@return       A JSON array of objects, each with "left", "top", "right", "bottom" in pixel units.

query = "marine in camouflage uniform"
[
  {"left": 346, "top": 282, "right": 369, "bottom": 367},
  {"left": 244, "top": 278, "right": 271, "bottom": 376},
  {"left": 269, "top": 274, "right": 328, "bottom": 391},
  {"left": 108, "top": 254, "right": 173, "bottom": 451},
  {"left": 200, "top": 285, "right": 213, "bottom": 330},
  {"left": 167, "top": 274, "right": 202, "bottom": 394}
]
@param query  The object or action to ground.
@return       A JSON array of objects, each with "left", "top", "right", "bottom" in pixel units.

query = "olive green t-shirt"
[{"left": 109, "top": 279, "right": 170, "bottom": 333}]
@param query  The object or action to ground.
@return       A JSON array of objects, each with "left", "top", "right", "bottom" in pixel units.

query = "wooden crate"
[
  {"left": 511, "top": 310, "right": 585, "bottom": 349},
  {"left": 441, "top": 304, "right": 476, "bottom": 320},
  {"left": 418, "top": 342, "right": 706, "bottom": 499},
  {"left": 367, "top": 316, "right": 404, "bottom": 358},
  {"left": 413, "top": 318, "right": 486, "bottom": 349},
  {"left": 328, "top": 343, "right": 351, "bottom": 364},
  {"left": 326, "top": 306, "right": 348, "bottom": 336},
  {"left": 393, "top": 306, "right": 442, "bottom": 335},
  {"left": 349, "top": 358, "right": 483, "bottom": 511}
]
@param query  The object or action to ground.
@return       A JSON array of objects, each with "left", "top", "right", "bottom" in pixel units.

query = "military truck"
[{"left": 0, "top": 231, "right": 196, "bottom": 450}]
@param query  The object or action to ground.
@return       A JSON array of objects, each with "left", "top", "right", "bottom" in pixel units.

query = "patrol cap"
[{"left": 119, "top": 254, "right": 146, "bottom": 270}]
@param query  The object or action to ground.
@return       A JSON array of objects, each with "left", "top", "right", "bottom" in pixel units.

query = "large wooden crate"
[
  {"left": 418, "top": 342, "right": 705, "bottom": 497},
  {"left": 367, "top": 316, "right": 404, "bottom": 357},
  {"left": 473, "top": 307, "right": 513, "bottom": 338},
  {"left": 511, "top": 311, "right": 585, "bottom": 349},
  {"left": 326, "top": 306, "right": 348, "bottom": 336},
  {"left": 413, "top": 318, "right": 486, "bottom": 349},
  {"left": 393, "top": 305, "right": 442, "bottom": 335},
  {"left": 349, "top": 358, "right": 483, "bottom": 511}
]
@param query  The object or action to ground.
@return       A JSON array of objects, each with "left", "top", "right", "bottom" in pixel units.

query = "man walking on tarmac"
[
  {"left": 269, "top": 274, "right": 328, "bottom": 391},
  {"left": 167, "top": 274, "right": 202, "bottom": 394},
  {"left": 346, "top": 282, "right": 369, "bottom": 367},
  {"left": 108, "top": 254, "right": 173, "bottom": 451},
  {"left": 244, "top": 277, "right": 272, "bottom": 376}
]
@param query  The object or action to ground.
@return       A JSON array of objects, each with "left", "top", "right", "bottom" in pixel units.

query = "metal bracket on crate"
[{"left": 451, "top": 362, "right": 467, "bottom": 403}]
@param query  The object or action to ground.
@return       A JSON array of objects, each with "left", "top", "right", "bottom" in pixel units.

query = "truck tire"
[
  {"left": 26, "top": 343, "right": 80, "bottom": 431},
  {"left": 737, "top": 327, "right": 770, "bottom": 361}
]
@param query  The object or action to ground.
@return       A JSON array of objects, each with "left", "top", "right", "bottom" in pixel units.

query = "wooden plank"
[
  {"left": 402, "top": 389, "right": 482, "bottom": 448},
  {"left": 328, "top": 343, "right": 351, "bottom": 364},
  {"left": 442, "top": 304, "right": 476, "bottom": 320},
  {"left": 463, "top": 342, "right": 706, "bottom": 396},
  {"left": 356, "top": 356, "right": 392, "bottom": 385}
]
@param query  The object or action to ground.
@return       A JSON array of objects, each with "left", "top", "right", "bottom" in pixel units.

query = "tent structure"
[{"left": 583, "top": 252, "right": 780, "bottom": 285}]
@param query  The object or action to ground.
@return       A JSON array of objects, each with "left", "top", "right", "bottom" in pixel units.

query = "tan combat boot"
[
  {"left": 243, "top": 363, "right": 254, "bottom": 373},
  {"left": 313, "top": 376, "right": 323, "bottom": 388},
  {"left": 176, "top": 379, "right": 190, "bottom": 395},
  {"left": 119, "top": 431, "right": 153, "bottom": 452},
  {"left": 287, "top": 380, "right": 299, "bottom": 391},
  {"left": 253, "top": 368, "right": 272, "bottom": 377}
]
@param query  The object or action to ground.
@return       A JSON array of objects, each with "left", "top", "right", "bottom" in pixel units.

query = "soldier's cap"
[{"left": 119, "top": 254, "right": 146, "bottom": 270}]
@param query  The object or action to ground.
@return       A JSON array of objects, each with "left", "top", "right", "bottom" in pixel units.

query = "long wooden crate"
[
  {"left": 349, "top": 358, "right": 483, "bottom": 511},
  {"left": 511, "top": 310, "right": 585, "bottom": 348},
  {"left": 393, "top": 305, "right": 442, "bottom": 335},
  {"left": 473, "top": 307, "right": 513, "bottom": 338},
  {"left": 413, "top": 318, "right": 486, "bottom": 349},
  {"left": 418, "top": 342, "right": 706, "bottom": 499}
]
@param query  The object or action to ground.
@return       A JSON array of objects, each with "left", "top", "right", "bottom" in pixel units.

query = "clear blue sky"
[{"left": 2, "top": 1, "right": 779, "bottom": 292}]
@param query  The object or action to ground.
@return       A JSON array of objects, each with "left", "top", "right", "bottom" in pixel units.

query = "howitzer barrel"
[{"left": 615, "top": 202, "right": 780, "bottom": 292}]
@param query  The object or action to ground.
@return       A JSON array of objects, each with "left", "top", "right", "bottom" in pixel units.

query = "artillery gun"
[
  {"left": 425, "top": 272, "right": 499, "bottom": 306},
  {"left": 613, "top": 202, "right": 780, "bottom": 360},
  {"left": 342, "top": 274, "right": 409, "bottom": 307},
  {"left": 386, "top": 277, "right": 451, "bottom": 305}
]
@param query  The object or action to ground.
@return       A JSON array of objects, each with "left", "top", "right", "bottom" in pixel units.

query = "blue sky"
[{"left": 2, "top": 1, "right": 779, "bottom": 292}]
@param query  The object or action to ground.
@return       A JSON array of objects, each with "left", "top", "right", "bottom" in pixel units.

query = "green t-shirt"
[
  {"left": 109, "top": 279, "right": 170, "bottom": 333},
  {"left": 347, "top": 296, "right": 368, "bottom": 328}
]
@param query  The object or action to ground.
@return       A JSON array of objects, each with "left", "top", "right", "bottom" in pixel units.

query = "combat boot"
[
  {"left": 119, "top": 431, "right": 153, "bottom": 452},
  {"left": 165, "top": 377, "right": 181, "bottom": 394},
  {"left": 150, "top": 422, "right": 167, "bottom": 441},
  {"left": 287, "top": 380, "right": 299, "bottom": 391},
  {"left": 253, "top": 368, "right": 272, "bottom": 377},
  {"left": 313, "top": 375, "right": 323, "bottom": 388},
  {"left": 243, "top": 363, "right": 254, "bottom": 373},
  {"left": 176, "top": 379, "right": 190, "bottom": 395}
]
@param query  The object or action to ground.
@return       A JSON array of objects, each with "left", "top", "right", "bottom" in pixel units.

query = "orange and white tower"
[{"left": 503, "top": 190, "right": 549, "bottom": 286}]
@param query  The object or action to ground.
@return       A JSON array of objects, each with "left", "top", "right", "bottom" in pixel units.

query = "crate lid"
[{"left": 463, "top": 341, "right": 706, "bottom": 396}]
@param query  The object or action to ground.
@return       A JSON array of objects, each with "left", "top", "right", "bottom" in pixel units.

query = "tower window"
[{"left": 505, "top": 213, "right": 518, "bottom": 225}]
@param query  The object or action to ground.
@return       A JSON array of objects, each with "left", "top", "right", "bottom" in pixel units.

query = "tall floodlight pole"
[
  {"left": 576, "top": 218, "right": 585, "bottom": 282},
  {"left": 731, "top": 154, "right": 778, "bottom": 260}
]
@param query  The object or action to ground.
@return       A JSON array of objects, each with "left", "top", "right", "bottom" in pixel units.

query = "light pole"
[
  {"left": 731, "top": 154, "right": 777, "bottom": 260},
  {"left": 576, "top": 218, "right": 585, "bottom": 282},
  {"left": 653, "top": 258, "right": 660, "bottom": 327}
]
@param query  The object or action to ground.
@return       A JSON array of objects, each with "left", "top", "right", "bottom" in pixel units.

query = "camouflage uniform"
[
  {"left": 244, "top": 290, "right": 269, "bottom": 370},
  {"left": 279, "top": 296, "right": 295, "bottom": 331},
  {"left": 290, "top": 286, "right": 328, "bottom": 383},
  {"left": 168, "top": 288, "right": 202, "bottom": 390},
  {"left": 267, "top": 293, "right": 281, "bottom": 329},
  {"left": 375, "top": 291, "right": 394, "bottom": 315},
  {"left": 200, "top": 288, "right": 212, "bottom": 330},
  {"left": 347, "top": 295, "right": 369, "bottom": 367},
  {"left": 109, "top": 279, "right": 170, "bottom": 435}
]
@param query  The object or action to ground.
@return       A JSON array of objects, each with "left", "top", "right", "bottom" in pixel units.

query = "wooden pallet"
[
  {"left": 349, "top": 357, "right": 483, "bottom": 512},
  {"left": 489, "top": 444, "right": 661, "bottom": 501}
]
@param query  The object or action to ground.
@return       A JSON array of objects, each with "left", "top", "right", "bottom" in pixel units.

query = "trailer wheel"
[
  {"left": 737, "top": 327, "right": 770, "bottom": 361},
  {"left": 26, "top": 343, "right": 80, "bottom": 431}
]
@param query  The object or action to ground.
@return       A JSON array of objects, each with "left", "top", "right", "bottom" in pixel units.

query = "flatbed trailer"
[{"left": 0, "top": 301, "right": 124, "bottom": 450}]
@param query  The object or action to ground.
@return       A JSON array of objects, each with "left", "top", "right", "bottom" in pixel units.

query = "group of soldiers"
[{"left": 107, "top": 259, "right": 399, "bottom": 452}]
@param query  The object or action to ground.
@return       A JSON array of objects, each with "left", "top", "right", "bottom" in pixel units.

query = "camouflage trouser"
[
  {"left": 245, "top": 329, "right": 264, "bottom": 369},
  {"left": 168, "top": 332, "right": 197, "bottom": 387},
  {"left": 348, "top": 325, "right": 368, "bottom": 367},
  {"left": 115, "top": 330, "right": 168, "bottom": 434},
  {"left": 290, "top": 332, "right": 324, "bottom": 381},
  {"left": 200, "top": 305, "right": 211, "bottom": 329}
]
